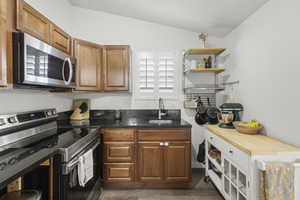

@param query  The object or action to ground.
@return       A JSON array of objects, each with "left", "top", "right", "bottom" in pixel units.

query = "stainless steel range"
[{"left": 0, "top": 109, "right": 102, "bottom": 200}]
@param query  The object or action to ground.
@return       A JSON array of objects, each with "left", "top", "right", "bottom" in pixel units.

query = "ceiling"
[{"left": 69, "top": 0, "right": 269, "bottom": 37}]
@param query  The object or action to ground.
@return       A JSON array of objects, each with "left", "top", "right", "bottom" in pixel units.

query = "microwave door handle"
[
  {"left": 66, "top": 58, "right": 73, "bottom": 84},
  {"left": 62, "top": 58, "right": 67, "bottom": 83},
  {"left": 62, "top": 57, "right": 73, "bottom": 85}
]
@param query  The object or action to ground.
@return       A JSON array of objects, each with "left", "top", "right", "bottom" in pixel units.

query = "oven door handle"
[
  {"left": 62, "top": 57, "right": 73, "bottom": 85},
  {"left": 62, "top": 139, "right": 100, "bottom": 175}
]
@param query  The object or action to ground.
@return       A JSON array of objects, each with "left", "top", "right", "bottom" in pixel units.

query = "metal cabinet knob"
[
  {"left": 160, "top": 142, "right": 164, "bottom": 146},
  {"left": 165, "top": 142, "right": 169, "bottom": 146}
]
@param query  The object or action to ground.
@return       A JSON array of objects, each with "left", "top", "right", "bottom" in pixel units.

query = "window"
[{"left": 135, "top": 52, "right": 178, "bottom": 99}]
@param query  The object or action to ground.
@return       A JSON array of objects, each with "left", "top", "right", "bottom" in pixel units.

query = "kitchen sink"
[{"left": 148, "top": 120, "right": 173, "bottom": 124}]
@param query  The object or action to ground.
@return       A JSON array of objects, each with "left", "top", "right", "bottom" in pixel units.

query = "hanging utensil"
[
  {"left": 195, "top": 97, "right": 208, "bottom": 125},
  {"left": 206, "top": 97, "right": 220, "bottom": 125}
]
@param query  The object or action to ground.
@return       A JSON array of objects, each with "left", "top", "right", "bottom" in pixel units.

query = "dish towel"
[
  {"left": 78, "top": 149, "right": 94, "bottom": 187},
  {"left": 260, "top": 162, "right": 295, "bottom": 200}
]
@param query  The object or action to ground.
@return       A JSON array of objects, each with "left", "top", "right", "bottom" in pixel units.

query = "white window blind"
[
  {"left": 136, "top": 52, "right": 177, "bottom": 99},
  {"left": 158, "top": 55, "right": 175, "bottom": 93}
]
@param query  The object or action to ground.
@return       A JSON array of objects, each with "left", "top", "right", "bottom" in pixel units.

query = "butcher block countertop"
[{"left": 204, "top": 125, "right": 300, "bottom": 156}]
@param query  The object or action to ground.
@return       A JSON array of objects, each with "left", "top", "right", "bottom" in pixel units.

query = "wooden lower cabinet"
[
  {"left": 104, "top": 163, "right": 135, "bottom": 182},
  {"left": 164, "top": 142, "right": 191, "bottom": 182},
  {"left": 138, "top": 142, "right": 164, "bottom": 182},
  {"left": 101, "top": 128, "right": 192, "bottom": 188},
  {"left": 104, "top": 142, "right": 135, "bottom": 163}
]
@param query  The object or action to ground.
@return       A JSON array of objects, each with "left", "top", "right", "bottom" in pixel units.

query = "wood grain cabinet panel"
[
  {"left": 102, "top": 129, "right": 135, "bottom": 141},
  {"left": 103, "top": 45, "right": 130, "bottom": 91},
  {"left": 74, "top": 39, "right": 103, "bottom": 91},
  {"left": 0, "top": 18, "right": 7, "bottom": 87},
  {"left": 104, "top": 163, "right": 135, "bottom": 182},
  {"left": 138, "top": 143, "right": 164, "bottom": 182},
  {"left": 50, "top": 24, "right": 71, "bottom": 54},
  {"left": 16, "top": 0, "right": 50, "bottom": 42},
  {"left": 0, "top": 0, "right": 7, "bottom": 20},
  {"left": 104, "top": 142, "right": 135, "bottom": 162},
  {"left": 138, "top": 129, "right": 191, "bottom": 141},
  {"left": 164, "top": 142, "right": 191, "bottom": 182}
]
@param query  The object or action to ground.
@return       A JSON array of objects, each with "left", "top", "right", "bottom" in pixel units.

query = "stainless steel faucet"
[{"left": 158, "top": 97, "right": 167, "bottom": 120}]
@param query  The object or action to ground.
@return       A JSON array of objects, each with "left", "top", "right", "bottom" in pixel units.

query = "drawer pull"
[
  {"left": 164, "top": 142, "right": 169, "bottom": 146},
  {"left": 160, "top": 142, "right": 164, "bottom": 146},
  {"left": 229, "top": 150, "right": 234, "bottom": 154}
]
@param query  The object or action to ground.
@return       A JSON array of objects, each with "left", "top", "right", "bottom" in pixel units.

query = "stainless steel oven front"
[{"left": 13, "top": 32, "right": 76, "bottom": 88}]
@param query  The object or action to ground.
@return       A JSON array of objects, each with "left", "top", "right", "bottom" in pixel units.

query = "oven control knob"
[
  {"left": 8, "top": 157, "right": 17, "bottom": 165},
  {"left": 8, "top": 117, "right": 17, "bottom": 124},
  {"left": 0, "top": 162, "right": 7, "bottom": 171}
]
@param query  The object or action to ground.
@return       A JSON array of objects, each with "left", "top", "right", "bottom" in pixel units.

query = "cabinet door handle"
[
  {"left": 160, "top": 142, "right": 164, "bottom": 146},
  {"left": 165, "top": 142, "right": 169, "bottom": 146},
  {"left": 229, "top": 150, "right": 234, "bottom": 155}
]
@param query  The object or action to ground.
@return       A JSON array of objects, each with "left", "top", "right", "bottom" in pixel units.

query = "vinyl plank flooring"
[{"left": 100, "top": 169, "right": 224, "bottom": 200}]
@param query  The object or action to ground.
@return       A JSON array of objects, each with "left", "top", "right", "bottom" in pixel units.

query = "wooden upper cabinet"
[
  {"left": 0, "top": 18, "right": 7, "bottom": 87},
  {"left": 50, "top": 24, "right": 71, "bottom": 54},
  {"left": 164, "top": 142, "right": 191, "bottom": 182},
  {"left": 103, "top": 45, "right": 130, "bottom": 91},
  {"left": 16, "top": 0, "right": 50, "bottom": 43},
  {"left": 74, "top": 39, "right": 103, "bottom": 91},
  {"left": 138, "top": 142, "right": 164, "bottom": 182},
  {"left": 0, "top": 0, "right": 8, "bottom": 21}
]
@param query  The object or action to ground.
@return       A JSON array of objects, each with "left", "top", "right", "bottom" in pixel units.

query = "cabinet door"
[
  {"left": 50, "top": 24, "right": 71, "bottom": 54},
  {"left": 104, "top": 163, "right": 135, "bottom": 182},
  {"left": 138, "top": 142, "right": 164, "bottom": 182},
  {"left": 0, "top": 18, "right": 7, "bottom": 87},
  {"left": 16, "top": 0, "right": 50, "bottom": 42},
  {"left": 74, "top": 39, "right": 102, "bottom": 91},
  {"left": 164, "top": 142, "right": 191, "bottom": 182},
  {"left": 103, "top": 45, "right": 130, "bottom": 91}
]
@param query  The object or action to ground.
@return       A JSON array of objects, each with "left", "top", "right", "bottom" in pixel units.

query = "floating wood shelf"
[
  {"left": 186, "top": 48, "right": 226, "bottom": 56},
  {"left": 184, "top": 68, "right": 225, "bottom": 74}
]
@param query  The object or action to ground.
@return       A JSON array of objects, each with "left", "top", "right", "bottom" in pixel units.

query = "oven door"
[
  {"left": 13, "top": 32, "right": 76, "bottom": 88},
  {"left": 59, "top": 138, "right": 102, "bottom": 200}
]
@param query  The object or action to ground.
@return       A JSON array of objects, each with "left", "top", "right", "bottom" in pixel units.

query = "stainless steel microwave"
[{"left": 13, "top": 32, "right": 76, "bottom": 89}]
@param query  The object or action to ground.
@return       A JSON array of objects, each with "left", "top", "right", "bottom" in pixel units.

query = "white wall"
[{"left": 221, "top": 0, "right": 300, "bottom": 146}]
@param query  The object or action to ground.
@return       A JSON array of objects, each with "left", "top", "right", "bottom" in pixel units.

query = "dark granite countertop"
[{"left": 57, "top": 118, "right": 192, "bottom": 129}]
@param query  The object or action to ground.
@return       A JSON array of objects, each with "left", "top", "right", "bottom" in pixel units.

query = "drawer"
[
  {"left": 104, "top": 142, "right": 135, "bottom": 162},
  {"left": 104, "top": 163, "right": 135, "bottom": 182},
  {"left": 138, "top": 129, "right": 191, "bottom": 141},
  {"left": 224, "top": 143, "right": 249, "bottom": 172},
  {"left": 205, "top": 130, "right": 226, "bottom": 152},
  {"left": 102, "top": 129, "right": 135, "bottom": 141}
]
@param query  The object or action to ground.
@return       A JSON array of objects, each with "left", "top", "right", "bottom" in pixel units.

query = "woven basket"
[{"left": 233, "top": 122, "right": 262, "bottom": 135}]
